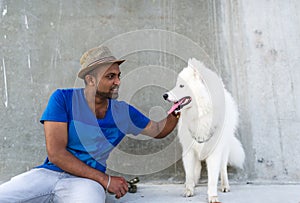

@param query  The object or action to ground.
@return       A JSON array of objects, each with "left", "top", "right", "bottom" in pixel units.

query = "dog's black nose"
[{"left": 163, "top": 94, "right": 168, "bottom": 100}]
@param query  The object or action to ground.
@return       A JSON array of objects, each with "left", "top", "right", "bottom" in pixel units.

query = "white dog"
[{"left": 164, "top": 58, "right": 245, "bottom": 203}]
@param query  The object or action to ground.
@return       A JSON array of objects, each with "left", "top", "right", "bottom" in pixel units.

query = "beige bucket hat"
[{"left": 78, "top": 46, "right": 125, "bottom": 79}]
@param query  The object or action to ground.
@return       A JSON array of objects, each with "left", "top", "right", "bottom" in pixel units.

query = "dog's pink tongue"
[{"left": 167, "top": 100, "right": 184, "bottom": 114}]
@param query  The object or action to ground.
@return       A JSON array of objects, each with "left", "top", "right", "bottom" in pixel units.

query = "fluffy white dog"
[{"left": 164, "top": 58, "right": 245, "bottom": 203}]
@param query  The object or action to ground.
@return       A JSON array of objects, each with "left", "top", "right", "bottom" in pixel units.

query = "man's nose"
[
  {"left": 114, "top": 77, "right": 121, "bottom": 85},
  {"left": 163, "top": 94, "right": 168, "bottom": 100}
]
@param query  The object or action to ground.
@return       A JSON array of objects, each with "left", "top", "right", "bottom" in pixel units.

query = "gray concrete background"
[{"left": 0, "top": 0, "right": 299, "bottom": 185}]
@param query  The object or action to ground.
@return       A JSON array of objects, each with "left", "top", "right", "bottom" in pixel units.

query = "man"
[{"left": 0, "top": 46, "right": 182, "bottom": 202}]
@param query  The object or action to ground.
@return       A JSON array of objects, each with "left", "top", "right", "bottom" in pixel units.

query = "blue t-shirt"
[{"left": 37, "top": 88, "right": 150, "bottom": 173}]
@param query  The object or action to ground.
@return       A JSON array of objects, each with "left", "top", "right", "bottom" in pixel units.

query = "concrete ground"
[{"left": 106, "top": 183, "right": 300, "bottom": 203}]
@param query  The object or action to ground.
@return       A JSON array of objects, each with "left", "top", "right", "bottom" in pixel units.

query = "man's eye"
[
  {"left": 179, "top": 84, "right": 184, "bottom": 88},
  {"left": 106, "top": 74, "right": 115, "bottom": 79}
]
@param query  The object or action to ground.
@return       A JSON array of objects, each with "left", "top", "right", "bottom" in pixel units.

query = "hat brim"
[{"left": 78, "top": 59, "right": 125, "bottom": 79}]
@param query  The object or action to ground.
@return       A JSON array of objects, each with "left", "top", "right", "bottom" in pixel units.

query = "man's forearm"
[
  {"left": 142, "top": 112, "right": 179, "bottom": 139},
  {"left": 48, "top": 148, "right": 108, "bottom": 187},
  {"left": 154, "top": 112, "right": 180, "bottom": 138}
]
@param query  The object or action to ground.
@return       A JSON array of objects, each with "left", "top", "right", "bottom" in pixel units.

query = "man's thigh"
[
  {"left": 53, "top": 176, "right": 106, "bottom": 203},
  {"left": 0, "top": 168, "right": 60, "bottom": 203}
]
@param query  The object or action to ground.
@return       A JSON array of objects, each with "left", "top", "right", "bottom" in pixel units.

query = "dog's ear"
[{"left": 188, "top": 58, "right": 201, "bottom": 79}]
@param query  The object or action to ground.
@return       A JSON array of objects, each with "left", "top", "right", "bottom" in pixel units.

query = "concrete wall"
[
  {"left": 0, "top": 0, "right": 299, "bottom": 183},
  {"left": 218, "top": 0, "right": 300, "bottom": 182}
]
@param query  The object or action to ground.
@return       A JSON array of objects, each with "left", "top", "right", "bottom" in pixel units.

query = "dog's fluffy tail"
[{"left": 228, "top": 137, "right": 245, "bottom": 169}]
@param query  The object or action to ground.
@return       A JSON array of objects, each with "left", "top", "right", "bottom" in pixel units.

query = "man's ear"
[{"left": 85, "top": 75, "right": 96, "bottom": 86}]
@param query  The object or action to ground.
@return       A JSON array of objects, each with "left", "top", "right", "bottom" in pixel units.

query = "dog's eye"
[{"left": 179, "top": 84, "right": 184, "bottom": 88}]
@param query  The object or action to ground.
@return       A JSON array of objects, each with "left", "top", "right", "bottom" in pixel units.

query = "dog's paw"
[
  {"left": 183, "top": 188, "right": 194, "bottom": 197},
  {"left": 208, "top": 196, "right": 220, "bottom": 203},
  {"left": 221, "top": 186, "right": 230, "bottom": 193}
]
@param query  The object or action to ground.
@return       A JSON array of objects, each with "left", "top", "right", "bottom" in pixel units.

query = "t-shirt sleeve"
[
  {"left": 128, "top": 105, "right": 150, "bottom": 135},
  {"left": 40, "top": 89, "right": 68, "bottom": 124}
]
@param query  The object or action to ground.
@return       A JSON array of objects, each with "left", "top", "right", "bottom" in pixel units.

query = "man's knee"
[{"left": 54, "top": 177, "right": 106, "bottom": 203}]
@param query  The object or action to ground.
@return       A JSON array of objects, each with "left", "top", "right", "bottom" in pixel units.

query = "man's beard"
[{"left": 95, "top": 89, "right": 119, "bottom": 99}]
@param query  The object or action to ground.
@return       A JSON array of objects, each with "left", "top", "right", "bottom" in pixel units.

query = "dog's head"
[{"left": 163, "top": 58, "right": 207, "bottom": 106}]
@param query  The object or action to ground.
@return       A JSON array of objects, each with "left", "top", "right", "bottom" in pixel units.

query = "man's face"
[{"left": 95, "top": 63, "right": 121, "bottom": 99}]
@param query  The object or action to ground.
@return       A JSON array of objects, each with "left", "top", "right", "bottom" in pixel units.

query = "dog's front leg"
[{"left": 182, "top": 150, "right": 196, "bottom": 197}]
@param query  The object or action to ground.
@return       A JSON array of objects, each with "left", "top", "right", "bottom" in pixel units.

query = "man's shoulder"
[
  {"left": 48, "top": 88, "right": 83, "bottom": 105},
  {"left": 52, "top": 88, "right": 82, "bottom": 97},
  {"left": 110, "top": 100, "right": 142, "bottom": 114},
  {"left": 55, "top": 88, "right": 82, "bottom": 93},
  {"left": 110, "top": 99, "right": 129, "bottom": 107}
]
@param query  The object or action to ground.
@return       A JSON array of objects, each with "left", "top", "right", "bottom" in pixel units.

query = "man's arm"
[
  {"left": 141, "top": 112, "right": 180, "bottom": 139},
  {"left": 44, "top": 121, "right": 128, "bottom": 198}
]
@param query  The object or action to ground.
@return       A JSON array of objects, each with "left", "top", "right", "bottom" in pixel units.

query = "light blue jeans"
[{"left": 0, "top": 168, "right": 106, "bottom": 203}]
